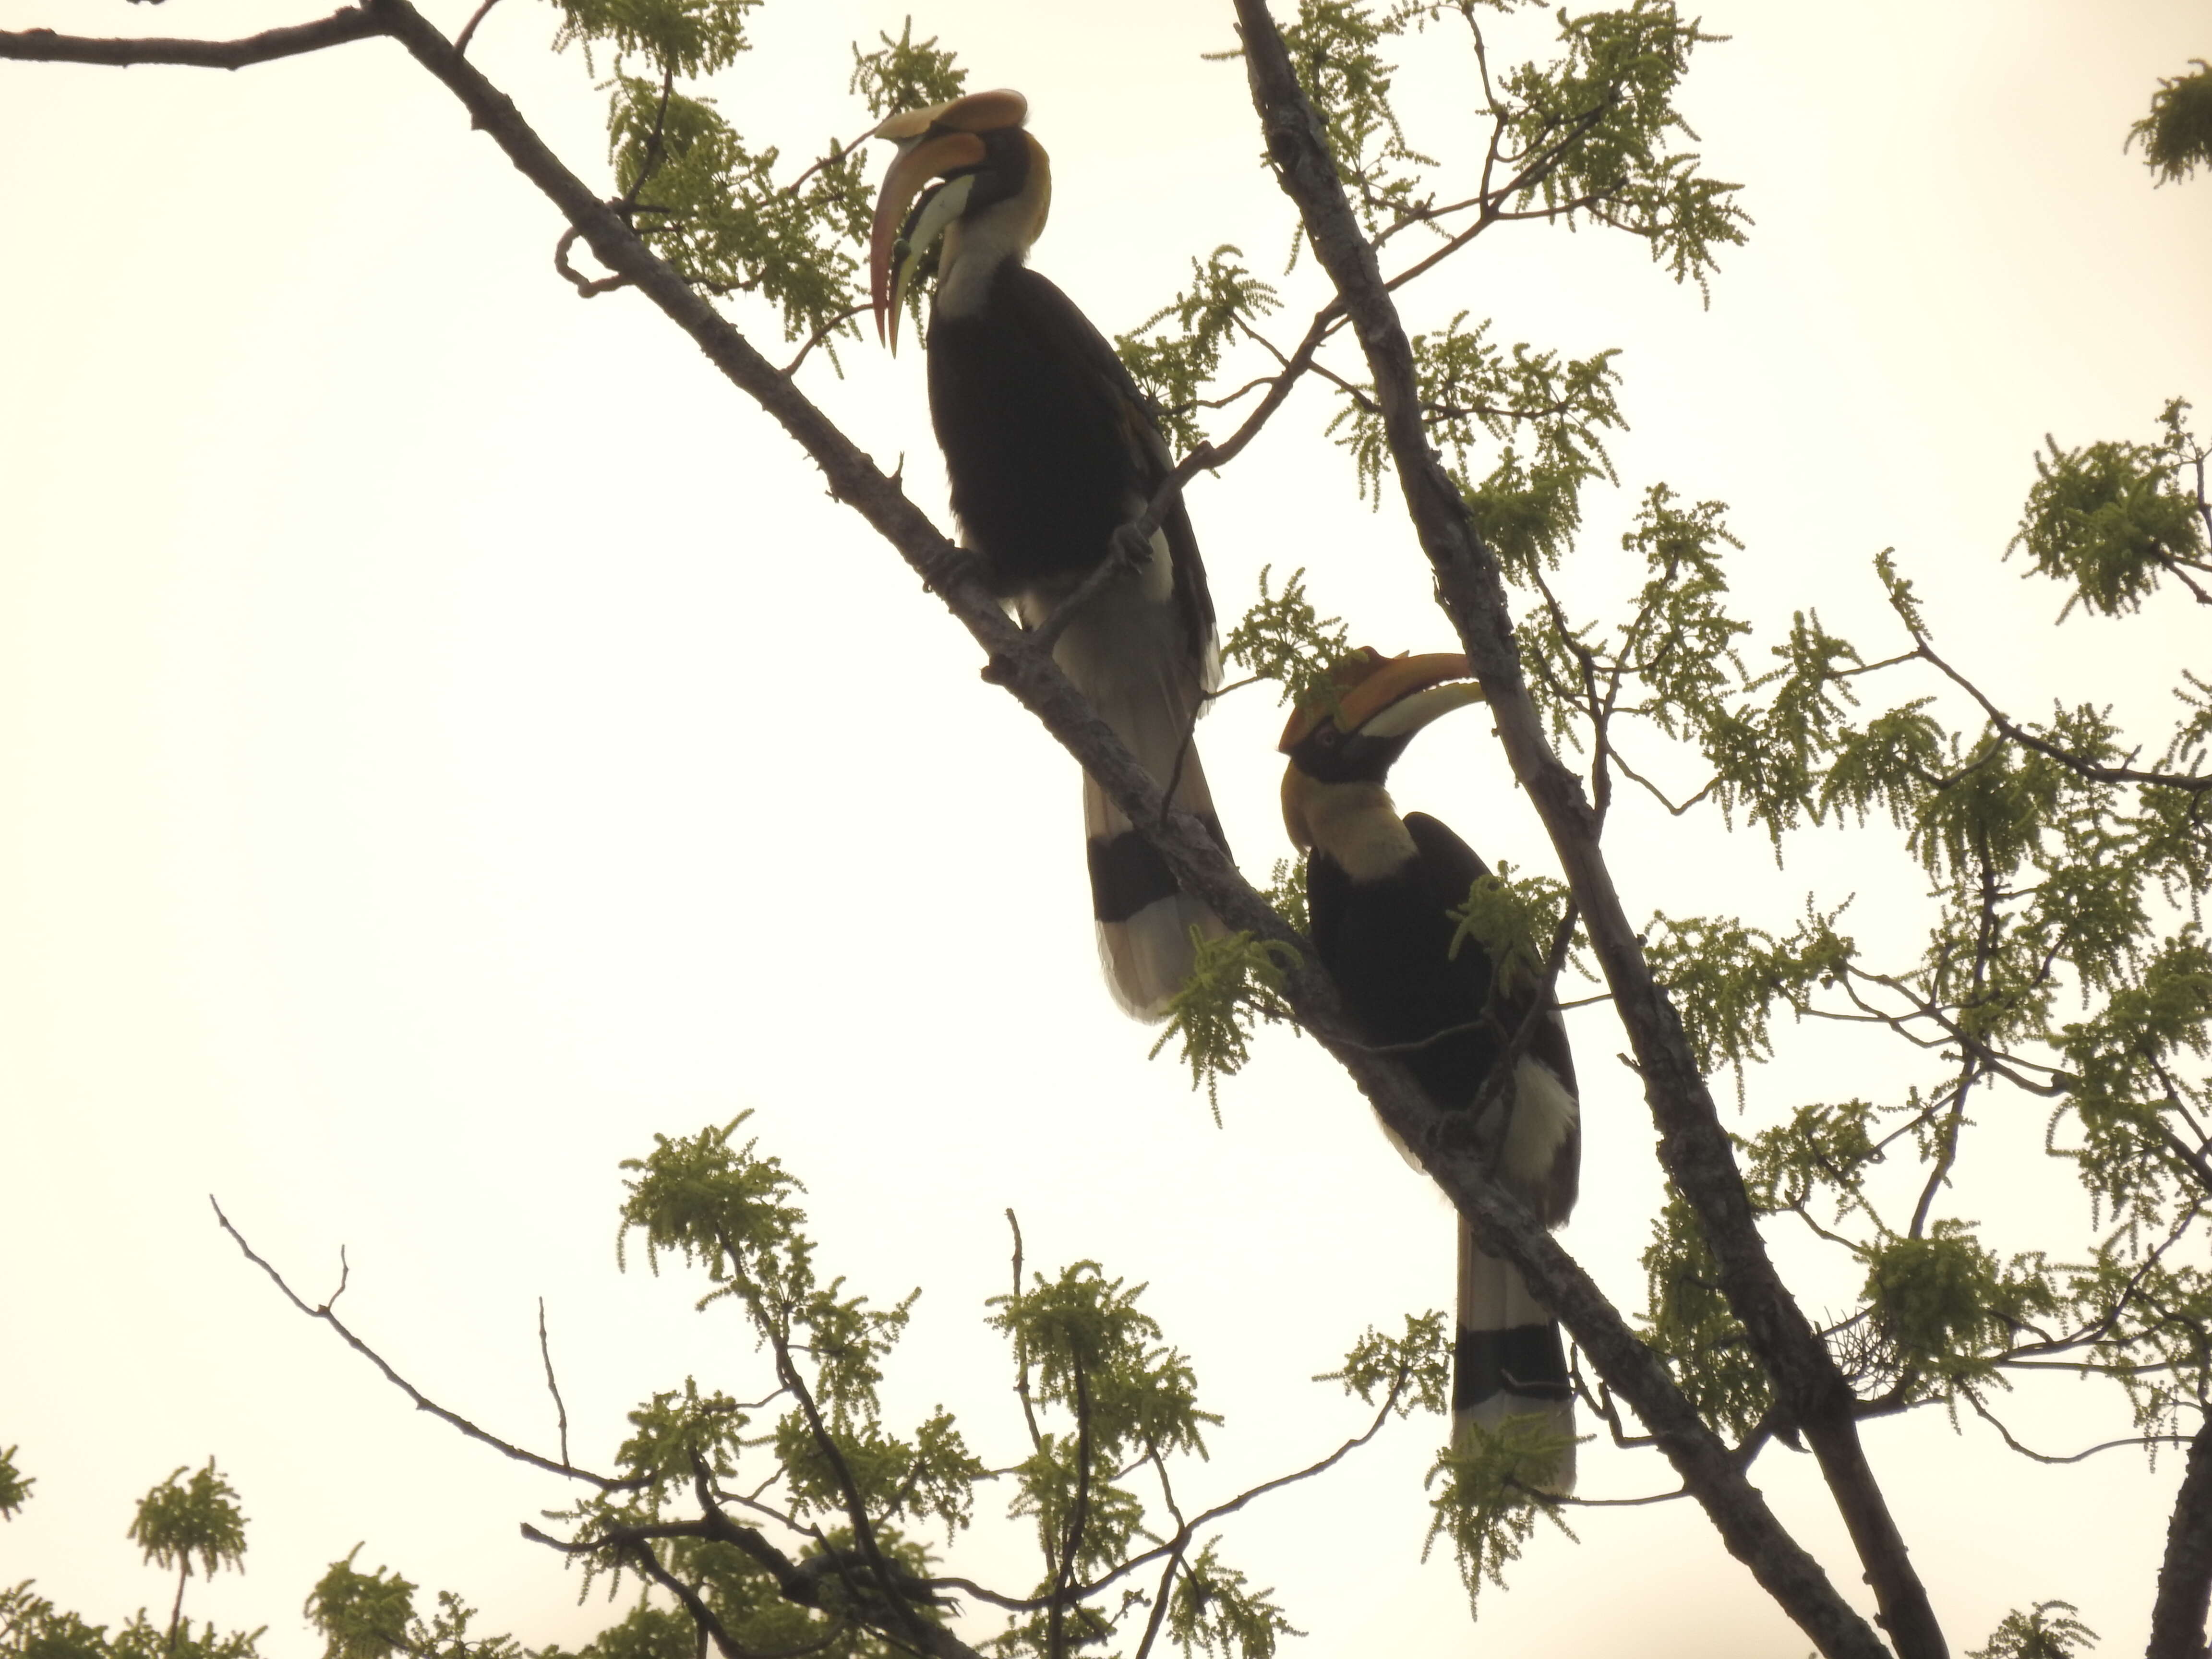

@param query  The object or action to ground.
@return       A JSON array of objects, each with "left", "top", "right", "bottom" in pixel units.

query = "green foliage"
[
  {"left": 2009, "top": 400, "right": 2210, "bottom": 619},
  {"left": 1117, "top": 248, "right": 1283, "bottom": 453},
  {"left": 1254, "top": 0, "right": 1747, "bottom": 291},
  {"left": 302, "top": 1549, "right": 416, "bottom": 1659},
  {"left": 1166, "top": 1541, "right": 1301, "bottom": 1659},
  {"left": 846, "top": 18, "right": 966, "bottom": 120},
  {"left": 1967, "top": 1600, "right": 2099, "bottom": 1659},
  {"left": 1642, "top": 902, "right": 1853, "bottom": 1082},
  {"left": 1274, "top": 0, "right": 1438, "bottom": 240},
  {"left": 2127, "top": 59, "right": 2212, "bottom": 186},
  {"left": 1738, "top": 1099, "right": 1882, "bottom": 1219},
  {"left": 551, "top": 8, "right": 973, "bottom": 365},
  {"left": 1486, "top": 0, "right": 1749, "bottom": 293},
  {"left": 612, "top": 1117, "right": 967, "bottom": 1529},
  {"left": 1448, "top": 861, "right": 1576, "bottom": 993},
  {"left": 128, "top": 1461, "right": 247, "bottom": 1584},
  {"left": 1331, "top": 314, "right": 1624, "bottom": 577},
  {"left": 1151, "top": 930, "right": 1304, "bottom": 1118},
  {"left": 1860, "top": 1223, "right": 2060, "bottom": 1394},
  {"left": 990, "top": 1262, "right": 1220, "bottom": 1472},
  {"left": 1638, "top": 1193, "right": 1770, "bottom": 1440},
  {"left": 0, "top": 1594, "right": 267, "bottom": 1659},
  {"left": 0, "top": 1448, "right": 29, "bottom": 1521},
  {"left": 1263, "top": 857, "right": 1310, "bottom": 937},
  {"left": 1318, "top": 1311, "right": 1453, "bottom": 1419},
  {"left": 548, "top": 1602, "right": 695, "bottom": 1659},
  {"left": 1421, "top": 1426, "right": 1575, "bottom": 1617},
  {"left": 609, "top": 79, "right": 869, "bottom": 346},
  {"left": 1221, "top": 566, "right": 1352, "bottom": 713},
  {"left": 552, "top": 0, "right": 760, "bottom": 78}
]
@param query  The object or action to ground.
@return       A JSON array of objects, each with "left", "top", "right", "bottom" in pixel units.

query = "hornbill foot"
[
  {"left": 1107, "top": 518, "right": 1157, "bottom": 577},
  {"left": 923, "top": 543, "right": 986, "bottom": 596}
]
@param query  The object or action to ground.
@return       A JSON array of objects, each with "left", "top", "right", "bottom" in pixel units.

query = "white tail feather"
[
  {"left": 1045, "top": 559, "right": 1224, "bottom": 1020},
  {"left": 1455, "top": 1217, "right": 1577, "bottom": 1493}
]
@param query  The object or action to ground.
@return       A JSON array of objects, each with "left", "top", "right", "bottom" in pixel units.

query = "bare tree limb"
[
  {"left": 537, "top": 1297, "right": 572, "bottom": 1470},
  {"left": 2149, "top": 1414, "right": 2212, "bottom": 1659},
  {"left": 0, "top": 9, "right": 381, "bottom": 68},
  {"left": 210, "top": 1196, "right": 640, "bottom": 1491},
  {"left": 1892, "top": 607, "right": 2211, "bottom": 794},
  {"left": 451, "top": 0, "right": 500, "bottom": 59}
]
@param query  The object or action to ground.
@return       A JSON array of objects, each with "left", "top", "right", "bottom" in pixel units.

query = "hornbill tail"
[
  {"left": 1280, "top": 648, "right": 1582, "bottom": 1495},
  {"left": 1061, "top": 596, "right": 1228, "bottom": 1018}
]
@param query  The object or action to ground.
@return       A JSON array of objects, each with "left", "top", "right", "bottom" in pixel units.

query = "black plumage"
[
  {"left": 1281, "top": 650, "right": 1581, "bottom": 1491},
  {"left": 871, "top": 91, "right": 1226, "bottom": 1016}
]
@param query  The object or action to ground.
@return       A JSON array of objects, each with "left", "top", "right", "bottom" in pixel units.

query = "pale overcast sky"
[{"left": 2, "top": 3, "right": 2208, "bottom": 1655}]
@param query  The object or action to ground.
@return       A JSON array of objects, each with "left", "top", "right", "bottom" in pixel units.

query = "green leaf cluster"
[
  {"left": 1152, "top": 929, "right": 1305, "bottom": 1119},
  {"left": 1967, "top": 1600, "right": 2099, "bottom": 1659},
  {"left": 1317, "top": 1312, "right": 1453, "bottom": 1419},
  {"left": 1274, "top": 1, "right": 1439, "bottom": 240},
  {"left": 2, "top": 1459, "right": 268, "bottom": 1659},
  {"left": 548, "top": 4, "right": 974, "bottom": 364},
  {"left": 2008, "top": 399, "right": 2211, "bottom": 619},
  {"left": 128, "top": 1461, "right": 246, "bottom": 1584},
  {"left": 1117, "top": 248, "right": 1283, "bottom": 453},
  {"left": 846, "top": 19, "right": 966, "bottom": 120},
  {"left": 611, "top": 78, "right": 870, "bottom": 346},
  {"left": 1420, "top": 1425, "right": 1574, "bottom": 1617},
  {"left": 1221, "top": 566, "right": 1352, "bottom": 714},
  {"left": 2127, "top": 59, "right": 2212, "bottom": 186},
  {"left": 0, "top": 1447, "right": 30, "bottom": 1521},
  {"left": 1484, "top": 0, "right": 1749, "bottom": 292},
  {"left": 1448, "top": 860, "right": 1576, "bottom": 994},
  {"left": 303, "top": 1548, "right": 418, "bottom": 1659},
  {"left": 1642, "top": 902, "right": 1852, "bottom": 1082},
  {"left": 553, "top": 0, "right": 760, "bottom": 78},
  {"left": 1638, "top": 1192, "right": 1769, "bottom": 1440},
  {"left": 1859, "top": 1223, "right": 2061, "bottom": 1393}
]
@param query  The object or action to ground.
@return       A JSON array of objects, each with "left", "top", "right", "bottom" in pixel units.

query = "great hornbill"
[
  {"left": 869, "top": 89, "right": 1225, "bottom": 1020},
  {"left": 1279, "top": 649, "right": 1581, "bottom": 1491}
]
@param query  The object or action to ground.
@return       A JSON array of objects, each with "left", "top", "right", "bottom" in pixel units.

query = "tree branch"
[
  {"left": 0, "top": 8, "right": 381, "bottom": 69},
  {"left": 2149, "top": 1414, "right": 2212, "bottom": 1659},
  {"left": 1894, "top": 608, "right": 2211, "bottom": 794},
  {"left": 1230, "top": 6, "right": 1936, "bottom": 1657},
  {"left": 210, "top": 1197, "right": 639, "bottom": 1491}
]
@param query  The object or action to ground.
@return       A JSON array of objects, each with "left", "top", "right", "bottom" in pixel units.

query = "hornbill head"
[
  {"left": 868, "top": 88, "right": 1050, "bottom": 352},
  {"left": 1278, "top": 649, "right": 1486, "bottom": 853}
]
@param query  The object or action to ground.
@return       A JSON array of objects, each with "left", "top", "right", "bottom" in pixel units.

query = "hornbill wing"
[
  {"left": 1404, "top": 811, "right": 1580, "bottom": 1223},
  {"left": 1399, "top": 813, "right": 1580, "bottom": 1490},
  {"left": 987, "top": 266, "right": 1216, "bottom": 668}
]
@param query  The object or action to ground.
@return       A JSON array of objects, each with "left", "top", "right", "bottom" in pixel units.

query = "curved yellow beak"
[
  {"left": 867, "top": 88, "right": 1030, "bottom": 353},
  {"left": 869, "top": 131, "right": 985, "bottom": 352},
  {"left": 1278, "top": 652, "right": 1479, "bottom": 751}
]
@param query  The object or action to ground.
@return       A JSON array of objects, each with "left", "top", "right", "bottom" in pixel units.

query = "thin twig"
[
  {"left": 209, "top": 1197, "right": 637, "bottom": 1491},
  {"left": 781, "top": 304, "right": 870, "bottom": 376},
  {"left": 537, "top": 1297, "right": 572, "bottom": 1470},
  {"left": 452, "top": 0, "right": 500, "bottom": 57}
]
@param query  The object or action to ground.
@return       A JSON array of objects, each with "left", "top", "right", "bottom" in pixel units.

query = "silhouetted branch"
[{"left": 0, "top": 8, "right": 379, "bottom": 68}]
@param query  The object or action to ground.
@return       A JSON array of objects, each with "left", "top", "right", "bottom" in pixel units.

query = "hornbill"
[
  {"left": 869, "top": 89, "right": 1226, "bottom": 1019},
  {"left": 1279, "top": 649, "right": 1580, "bottom": 1492}
]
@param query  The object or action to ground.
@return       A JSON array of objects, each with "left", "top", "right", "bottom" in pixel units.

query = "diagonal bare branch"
[
  {"left": 0, "top": 8, "right": 380, "bottom": 68},
  {"left": 1228, "top": 4, "right": 1928, "bottom": 1657}
]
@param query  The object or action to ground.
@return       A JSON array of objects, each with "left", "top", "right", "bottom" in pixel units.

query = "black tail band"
[
  {"left": 1455, "top": 1321, "right": 1572, "bottom": 1410},
  {"left": 1086, "top": 812, "right": 1229, "bottom": 923}
]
